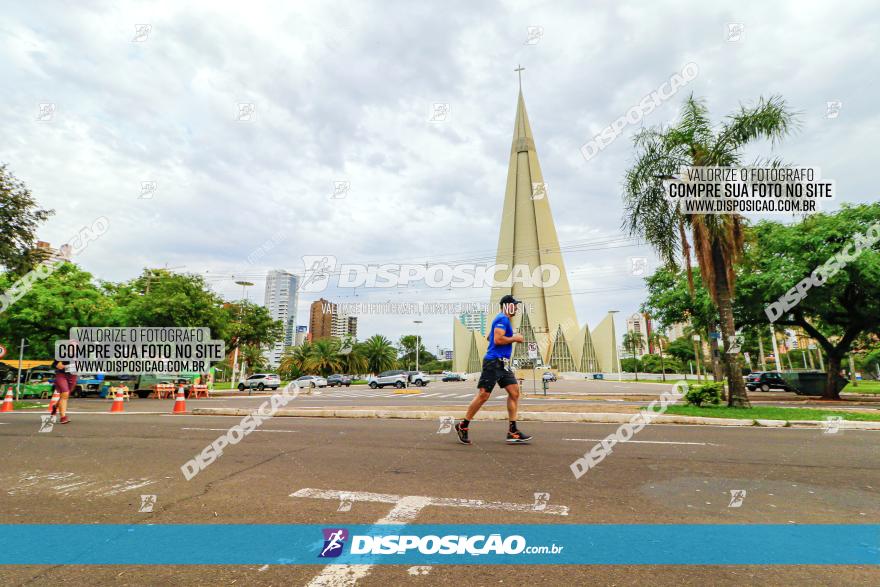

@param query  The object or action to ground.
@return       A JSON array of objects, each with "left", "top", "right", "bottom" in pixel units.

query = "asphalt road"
[{"left": 0, "top": 408, "right": 878, "bottom": 586}]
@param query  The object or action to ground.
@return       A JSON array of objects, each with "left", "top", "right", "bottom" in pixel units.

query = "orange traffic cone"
[
  {"left": 109, "top": 387, "right": 125, "bottom": 413},
  {"left": 47, "top": 389, "right": 61, "bottom": 413},
  {"left": 1, "top": 387, "right": 14, "bottom": 412},
  {"left": 172, "top": 385, "right": 187, "bottom": 414}
]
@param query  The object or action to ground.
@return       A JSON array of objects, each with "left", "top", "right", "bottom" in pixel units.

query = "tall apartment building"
[
  {"left": 309, "top": 298, "right": 333, "bottom": 340},
  {"left": 309, "top": 299, "right": 357, "bottom": 341},
  {"left": 625, "top": 312, "right": 653, "bottom": 357},
  {"left": 458, "top": 311, "right": 487, "bottom": 336},
  {"left": 262, "top": 270, "right": 298, "bottom": 367}
]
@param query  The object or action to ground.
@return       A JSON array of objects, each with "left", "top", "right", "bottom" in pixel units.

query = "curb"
[{"left": 189, "top": 408, "right": 880, "bottom": 430}]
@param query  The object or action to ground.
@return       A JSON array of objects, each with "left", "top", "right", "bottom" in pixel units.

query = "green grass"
[
  {"left": 12, "top": 401, "right": 49, "bottom": 410},
  {"left": 665, "top": 405, "right": 880, "bottom": 422},
  {"left": 842, "top": 381, "right": 880, "bottom": 394}
]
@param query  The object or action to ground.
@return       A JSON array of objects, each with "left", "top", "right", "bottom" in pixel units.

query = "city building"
[
  {"left": 310, "top": 299, "right": 357, "bottom": 341},
  {"left": 262, "top": 270, "right": 298, "bottom": 367},
  {"left": 309, "top": 298, "right": 333, "bottom": 340},
  {"left": 294, "top": 325, "right": 308, "bottom": 346},
  {"left": 625, "top": 312, "right": 653, "bottom": 357},
  {"left": 458, "top": 311, "right": 487, "bottom": 335}
]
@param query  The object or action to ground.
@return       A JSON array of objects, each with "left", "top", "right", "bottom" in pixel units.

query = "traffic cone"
[
  {"left": 47, "top": 389, "right": 61, "bottom": 413},
  {"left": 109, "top": 388, "right": 125, "bottom": 413},
  {"left": 172, "top": 385, "right": 187, "bottom": 414},
  {"left": 1, "top": 387, "right": 14, "bottom": 412}
]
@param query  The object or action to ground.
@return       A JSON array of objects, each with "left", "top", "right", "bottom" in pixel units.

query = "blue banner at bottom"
[{"left": 0, "top": 525, "right": 877, "bottom": 565}]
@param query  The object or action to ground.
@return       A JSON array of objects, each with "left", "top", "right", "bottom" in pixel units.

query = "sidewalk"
[{"left": 191, "top": 404, "right": 880, "bottom": 430}]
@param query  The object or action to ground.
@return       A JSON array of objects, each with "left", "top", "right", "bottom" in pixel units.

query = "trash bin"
[{"left": 785, "top": 371, "right": 846, "bottom": 396}]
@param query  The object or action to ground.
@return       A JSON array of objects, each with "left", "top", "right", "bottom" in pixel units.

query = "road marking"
[
  {"left": 422, "top": 393, "right": 442, "bottom": 397},
  {"left": 181, "top": 427, "right": 298, "bottom": 433},
  {"left": 293, "top": 488, "right": 568, "bottom": 586},
  {"left": 564, "top": 438, "right": 716, "bottom": 446}
]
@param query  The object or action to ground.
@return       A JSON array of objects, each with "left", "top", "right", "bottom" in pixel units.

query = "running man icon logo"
[
  {"left": 436, "top": 416, "right": 454, "bottom": 434},
  {"left": 319, "top": 528, "right": 349, "bottom": 558},
  {"left": 300, "top": 255, "right": 337, "bottom": 293},
  {"left": 139, "top": 495, "right": 157, "bottom": 512},
  {"left": 38, "top": 415, "right": 55, "bottom": 433},
  {"left": 728, "top": 489, "right": 747, "bottom": 508}
]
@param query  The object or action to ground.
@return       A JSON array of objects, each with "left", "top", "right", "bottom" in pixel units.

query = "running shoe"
[
  {"left": 454, "top": 421, "right": 471, "bottom": 445},
  {"left": 50, "top": 403, "right": 58, "bottom": 416},
  {"left": 59, "top": 416, "right": 70, "bottom": 424},
  {"left": 506, "top": 429, "right": 532, "bottom": 444}
]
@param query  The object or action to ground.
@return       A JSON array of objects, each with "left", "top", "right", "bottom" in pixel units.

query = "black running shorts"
[{"left": 477, "top": 358, "right": 518, "bottom": 392}]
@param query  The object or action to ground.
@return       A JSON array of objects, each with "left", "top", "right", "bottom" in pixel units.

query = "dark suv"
[
  {"left": 745, "top": 371, "right": 796, "bottom": 392},
  {"left": 327, "top": 374, "right": 352, "bottom": 387}
]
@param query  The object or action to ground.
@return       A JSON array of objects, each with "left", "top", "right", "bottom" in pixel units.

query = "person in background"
[{"left": 52, "top": 359, "right": 77, "bottom": 424}]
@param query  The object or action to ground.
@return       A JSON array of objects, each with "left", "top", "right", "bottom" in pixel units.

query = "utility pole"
[
  {"left": 16, "top": 338, "right": 27, "bottom": 401},
  {"left": 413, "top": 320, "right": 423, "bottom": 372},
  {"left": 770, "top": 325, "right": 782, "bottom": 372},
  {"left": 848, "top": 355, "right": 858, "bottom": 387},
  {"left": 758, "top": 335, "right": 767, "bottom": 371}
]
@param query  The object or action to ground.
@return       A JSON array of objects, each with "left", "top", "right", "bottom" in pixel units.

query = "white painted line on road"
[
  {"left": 564, "top": 438, "right": 716, "bottom": 446},
  {"left": 182, "top": 427, "right": 298, "bottom": 433},
  {"left": 422, "top": 393, "right": 442, "bottom": 397},
  {"left": 294, "top": 488, "right": 568, "bottom": 587}
]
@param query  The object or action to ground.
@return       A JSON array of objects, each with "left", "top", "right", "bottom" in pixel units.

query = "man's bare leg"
[
  {"left": 504, "top": 383, "right": 520, "bottom": 422},
  {"left": 503, "top": 383, "right": 531, "bottom": 442},
  {"left": 465, "top": 389, "right": 491, "bottom": 421}
]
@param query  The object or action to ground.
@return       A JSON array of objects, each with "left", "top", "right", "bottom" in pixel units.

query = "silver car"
[
  {"left": 295, "top": 375, "right": 328, "bottom": 389},
  {"left": 368, "top": 370, "right": 408, "bottom": 389},
  {"left": 238, "top": 373, "right": 281, "bottom": 391}
]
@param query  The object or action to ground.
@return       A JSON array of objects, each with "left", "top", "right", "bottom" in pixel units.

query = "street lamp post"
[
  {"left": 609, "top": 310, "right": 622, "bottom": 382},
  {"left": 413, "top": 320, "right": 423, "bottom": 372},
  {"left": 231, "top": 281, "right": 254, "bottom": 388}
]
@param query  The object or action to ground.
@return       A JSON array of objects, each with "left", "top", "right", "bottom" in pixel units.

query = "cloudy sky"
[{"left": 2, "top": 1, "right": 877, "bottom": 353}]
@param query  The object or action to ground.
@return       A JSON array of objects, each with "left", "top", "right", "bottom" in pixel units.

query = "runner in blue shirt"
[{"left": 455, "top": 294, "right": 532, "bottom": 444}]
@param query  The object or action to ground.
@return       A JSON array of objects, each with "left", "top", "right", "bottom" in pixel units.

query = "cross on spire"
[{"left": 515, "top": 64, "right": 525, "bottom": 91}]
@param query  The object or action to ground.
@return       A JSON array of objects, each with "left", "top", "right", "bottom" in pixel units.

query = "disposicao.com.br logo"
[{"left": 318, "top": 529, "right": 563, "bottom": 557}]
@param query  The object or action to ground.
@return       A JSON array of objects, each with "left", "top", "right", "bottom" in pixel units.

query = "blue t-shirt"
[{"left": 484, "top": 313, "right": 513, "bottom": 360}]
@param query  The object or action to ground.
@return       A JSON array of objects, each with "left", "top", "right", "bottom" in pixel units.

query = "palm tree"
[
  {"left": 279, "top": 343, "right": 312, "bottom": 379},
  {"left": 239, "top": 344, "right": 268, "bottom": 375},
  {"left": 361, "top": 334, "right": 397, "bottom": 374},
  {"left": 623, "top": 94, "right": 798, "bottom": 407},
  {"left": 340, "top": 342, "right": 368, "bottom": 376},
  {"left": 306, "top": 339, "right": 344, "bottom": 376},
  {"left": 649, "top": 331, "right": 669, "bottom": 381},
  {"left": 622, "top": 331, "right": 645, "bottom": 381}
]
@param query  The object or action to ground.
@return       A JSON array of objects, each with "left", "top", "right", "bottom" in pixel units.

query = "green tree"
[
  {"left": 362, "top": 335, "right": 397, "bottom": 374},
  {"left": 621, "top": 331, "right": 645, "bottom": 380},
  {"left": 340, "top": 342, "right": 368, "bottom": 375},
  {"left": 666, "top": 335, "right": 697, "bottom": 365},
  {"left": 223, "top": 301, "right": 284, "bottom": 350},
  {"left": 623, "top": 94, "right": 798, "bottom": 406},
  {"left": 108, "top": 269, "right": 228, "bottom": 334},
  {"left": 305, "top": 339, "right": 344, "bottom": 376},
  {"left": 0, "top": 164, "right": 54, "bottom": 275},
  {"left": 397, "top": 334, "right": 433, "bottom": 370},
  {"left": 0, "top": 263, "right": 114, "bottom": 358},
  {"left": 280, "top": 343, "right": 312, "bottom": 379},
  {"left": 648, "top": 331, "right": 669, "bottom": 380},
  {"left": 735, "top": 203, "right": 880, "bottom": 398}
]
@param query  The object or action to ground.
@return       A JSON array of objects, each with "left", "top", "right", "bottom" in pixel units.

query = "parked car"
[
  {"left": 295, "top": 375, "right": 328, "bottom": 389},
  {"left": 405, "top": 371, "right": 431, "bottom": 386},
  {"left": 367, "top": 370, "right": 408, "bottom": 389},
  {"left": 542, "top": 371, "right": 557, "bottom": 382},
  {"left": 441, "top": 372, "right": 464, "bottom": 382},
  {"left": 745, "top": 371, "right": 796, "bottom": 392},
  {"left": 327, "top": 374, "right": 352, "bottom": 387},
  {"left": 238, "top": 373, "right": 281, "bottom": 391}
]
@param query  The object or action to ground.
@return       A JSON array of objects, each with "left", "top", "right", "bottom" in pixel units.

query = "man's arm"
[{"left": 494, "top": 326, "right": 523, "bottom": 345}]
